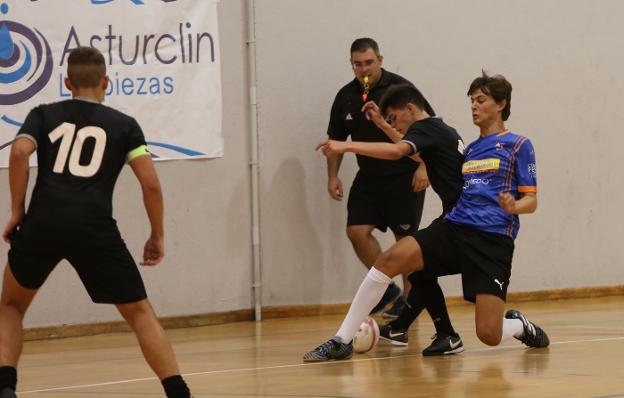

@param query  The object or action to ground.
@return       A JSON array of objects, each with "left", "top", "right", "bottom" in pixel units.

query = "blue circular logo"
[{"left": 0, "top": 4, "right": 53, "bottom": 105}]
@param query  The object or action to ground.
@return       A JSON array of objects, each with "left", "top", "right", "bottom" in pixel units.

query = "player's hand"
[
  {"left": 361, "top": 101, "right": 385, "bottom": 126},
  {"left": 498, "top": 192, "right": 516, "bottom": 214},
  {"left": 328, "top": 176, "right": 344, "bottom": 201},
  {"left": 316, "top": 140, "right": 348, "bottom": 156},
  {"left": 2, "top": 212, "right": 24, "bottom": 244},
  {"left": 141, "top": 234, "right": 164, "bottom": 266},
  {"left": 412, "top": 165, "right": 430, "bottom": 192}
]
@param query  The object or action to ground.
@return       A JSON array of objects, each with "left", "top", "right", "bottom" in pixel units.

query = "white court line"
[{"left": 18, "top": 335, "right": 624, "bottom": 395}]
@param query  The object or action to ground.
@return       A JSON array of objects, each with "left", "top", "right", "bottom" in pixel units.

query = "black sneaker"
[
  {"left": 303, "top": 339, "right": 353, "bottom": 362},
  {"left": 505, "top": 310, "right": 550, "bottom": 348},
  {"left": 422, "top": 333, "right": 464, "bottom": 356},
  {"left": 382, "top": 296, "right": 407, "bottom": 319},
  {"left": 379, "top": 323, "right": 408, "bottom": 346},
  {"left": 0, "top": 388, "right": 16, "bottom": 398},
  {"left": 370, "top": 283, "right": 401, "bottom": 315}
]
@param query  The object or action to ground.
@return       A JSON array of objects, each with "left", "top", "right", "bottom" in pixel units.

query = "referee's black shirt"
[{"left": 327, "top": 69, "right": 435, "bottom": 177}]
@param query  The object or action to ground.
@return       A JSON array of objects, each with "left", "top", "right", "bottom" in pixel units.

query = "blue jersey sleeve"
[{"left": 515, "top": 138, "right": 537, "bottom": 193}]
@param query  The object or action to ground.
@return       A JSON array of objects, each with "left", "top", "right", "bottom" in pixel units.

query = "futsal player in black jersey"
[
  {"left": 0, "top": 47, "right": 192, "bottom": 398},
  {"left": 307, "top": 85, "right": 466, "bottom": 361},
  {"left": 324, "top": 39, "right": 460, "bottom": 353}
]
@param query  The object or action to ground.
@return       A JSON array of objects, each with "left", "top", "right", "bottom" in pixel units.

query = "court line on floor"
[{"left": 18, "top": 335, "right": 624, "bottom": 395}]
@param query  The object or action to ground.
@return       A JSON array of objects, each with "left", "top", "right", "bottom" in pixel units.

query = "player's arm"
[
  {"left": 500, "top": 138, "right": 538, "bottom": 214},
  {"left": 326, "top": 97, "right": 347, "bottom": 201},
  {"left": 411, "top": 154, "right": 430, "bottom": 192},
  {"left": 362, "top": 101, "right": 422, "bottom": 164},
  {"left": 128, "top": 147, "right": 164, "bottom": 266},
  {"left": 326, "top": 153, "right": 344, "bottom": 201},
  {"left": 3, "top": 138, "right": 35, "bottom": 243},
  {"left": 499, "top": 192, "right": 537, "bottom": 214},
  {"left": 362, "top": 101, "right": 403, "bottom": 142},
  {"left": 317, "top": 140, "right": 412, "bottom": 160}
]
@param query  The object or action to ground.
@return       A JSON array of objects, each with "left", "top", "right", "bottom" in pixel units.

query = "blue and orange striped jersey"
[{"left": 444, "top": 130, "right": 537, "bottom": 239}]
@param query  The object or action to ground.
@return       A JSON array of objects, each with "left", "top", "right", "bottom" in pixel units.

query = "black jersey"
[
  {"left": 401, "top": 118, "right": 465, "bottom": 213},
  {"left": 327, "top": 69, "right": 435, "bottom": 177},
  {"left": 16, "top": 99, "right": 146, "bottom": 220}
]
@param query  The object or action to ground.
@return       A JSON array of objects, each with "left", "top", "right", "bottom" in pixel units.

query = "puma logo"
[{"left": 494, "top": 279, "right": 505, "bottom": 291}]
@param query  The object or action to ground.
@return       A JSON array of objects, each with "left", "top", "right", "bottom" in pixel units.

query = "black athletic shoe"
[
  {"left": 0, "top": 388, "right": 16, "bottom": 398},
  {"left": 370, "top": 283, "right": 402, "bottom": 315},
  {"left": 379, "top": 323, "right": 408, "bottom": 346},
  {"left": 505, "top": 310, "right": 550, "bottom": 348},
  {"left": 422, "top": 333, "right": 464, "bottom": 356},
  {"left": 303, "top": 339, "right": 353, "bottom": 362},
  {"left": 382, "top": 295, "right": 407, "bottom": 319}
]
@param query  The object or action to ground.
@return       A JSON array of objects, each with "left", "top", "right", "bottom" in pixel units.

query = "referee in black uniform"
[
  {"left": 0, "top": 47, "right": 192, "bottom": 398},
  {"left": 325, "top": 38, "right": 431, "bottom": 316}
]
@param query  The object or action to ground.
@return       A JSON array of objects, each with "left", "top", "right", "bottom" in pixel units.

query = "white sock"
[
  {"left": 501, "top": 318, "right": 524, "bottom": 342},
  {"left": 335, "top": 267, "right": 392, "bottom": 343}
]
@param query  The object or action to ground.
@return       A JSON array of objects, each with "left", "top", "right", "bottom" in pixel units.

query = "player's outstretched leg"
[
  {"left": 116, "top": 300, "right": 193, "bottom": 398},
  {"left": 505, "top": 310, "right": 549, "bottom": 348}
]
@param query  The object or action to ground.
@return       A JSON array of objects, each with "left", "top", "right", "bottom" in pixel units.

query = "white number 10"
[{"left": 48, "top": 122, "right": 107, "bottom": 177}]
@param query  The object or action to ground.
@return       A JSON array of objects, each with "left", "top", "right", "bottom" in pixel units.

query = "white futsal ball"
[{"left": 353, "top": 317, "right": 380, "bottom": 353}]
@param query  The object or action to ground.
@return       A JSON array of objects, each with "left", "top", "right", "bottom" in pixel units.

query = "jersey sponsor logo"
[
  {"left": 464, "top": 177, "right": 490, "bottom": 189},
  {"left": 462, "top": 158, "right": 500, "bottom": 174}
]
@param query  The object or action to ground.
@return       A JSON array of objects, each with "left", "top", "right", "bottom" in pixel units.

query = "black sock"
[
  {"left": 0, "top": 366, "right": 16, "bottom": 391},
  {"left": 390, "top": 272, "right": 425, "bottom": 330},
  {"left": 426, "top": 279, "right": 458, "bottom": 338},
  {"left": 162, "top": 375, "right": 191, "bottom": 398}
]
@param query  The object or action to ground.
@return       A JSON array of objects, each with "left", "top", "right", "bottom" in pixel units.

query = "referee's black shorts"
[
  {"left": 8, "top": 214, "right": 147, "bottom": 304},
  {"left": 412, "top": 218, "right": 515, "bottom": 303},
  {"left": 347, "top": 171, "right": 425, "bottom": 236}
]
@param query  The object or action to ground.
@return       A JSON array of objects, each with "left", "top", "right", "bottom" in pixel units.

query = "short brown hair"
[
  {"left": 468, "top": 72, "right": 512, "bottom": 121},
  {"left": 67, "top": 47, "right": 106, "bottom": 88},
  {"left": 350, "top": 38, "right": 380, "bottom": 56}
]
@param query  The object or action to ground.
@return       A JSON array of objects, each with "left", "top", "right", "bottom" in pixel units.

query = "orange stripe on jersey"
[{"left": 518, "top": 186, "right": 537, "bottom": 193}]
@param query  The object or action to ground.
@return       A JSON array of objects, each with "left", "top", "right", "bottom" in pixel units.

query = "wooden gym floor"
[{"left": 14, "top": 296, "right": 624, "bottom": 397}]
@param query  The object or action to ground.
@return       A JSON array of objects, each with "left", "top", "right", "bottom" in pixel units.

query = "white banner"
[{"left": 0, "top": 0, "right": 223, "bottom": 165}]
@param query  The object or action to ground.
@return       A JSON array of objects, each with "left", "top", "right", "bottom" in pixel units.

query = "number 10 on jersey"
[{"left": 49, "top": 123, "right": 107, "bottom": 178}]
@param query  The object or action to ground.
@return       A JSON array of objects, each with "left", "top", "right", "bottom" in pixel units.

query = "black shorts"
[
  {"left": 7, "top": 214, "right": 147, "bottom": 304},
  {"left": 347, "top": 171, "right": 425, "bottom": 236},
  {"left": 412, "top": 218, "right": 514, "bottom": 302}
]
